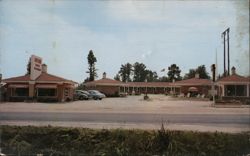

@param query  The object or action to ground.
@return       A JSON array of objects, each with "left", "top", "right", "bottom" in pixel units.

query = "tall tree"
[
  {"left": 183, "top": 69, "right": 196, "bottom": 80},
  {"left": 133, "top": 62, "right": 147, "bottom": 82},
  {"left": 158, "top": 76, "right": 168, "bottom": 82},
  {"left": 26, "top": 57, "right": 31, "bottom": 75},
  {"left": 114, "top": 74, "right": 120, "bottom": 81},
  {"left": 167, "top": 64, "right": 182, "bottom": 81},
  {"left": 86, "top": 50, "right": 97, "bottom": 81},
  {"left": 146, "top": 70, "right": 158, "bottom": 82},
  {"left": 118, "top": 63, "right": 132, "bottom": 82},
  {"left": 184, "top": 65, "right": 210, "bottom": 79},
  {"left": 196, "top": 65, "right": 210, "bottom": 79}
]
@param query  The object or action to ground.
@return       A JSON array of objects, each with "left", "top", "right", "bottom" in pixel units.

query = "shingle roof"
[
  {"left": 2, "top": 75, "right": 31, "bottom": 82},
  {"left": 85, "top": 78, "right": 171, "bottom": 87},
  {"left": 127, "top": 82, "right": 170, "bottom": 87},
  {"left": 217, "top": 74, "right": 249, "bottom": 82},
  {"left": 174, "top": 78, "right": 212, "bottom": 86},
  {"left": 3, "top": 72, "right": 77, "bottom": 84},
  {"left": 36, "top": 73, "right": 68, "bottom": 82},
  {"left": 85, "top": 77, "right": 213, "bottom": 87},
  {"left": 85, "top": 78, "right": 124, "bottom": 86}
]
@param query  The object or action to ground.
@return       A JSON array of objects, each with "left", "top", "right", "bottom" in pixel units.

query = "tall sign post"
[{"left": 30, "top": 55, "right": 42, "bottom": 80}]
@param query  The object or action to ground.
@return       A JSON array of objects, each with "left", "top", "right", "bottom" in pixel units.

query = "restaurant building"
[{"left": 2, "top": 55, "right": 77, "bottom": 102}]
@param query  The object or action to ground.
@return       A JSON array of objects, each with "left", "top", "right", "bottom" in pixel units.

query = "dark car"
[
  {"left": 74, "top": 90, "right": 90, "bottom": 100},
  {"left": 87, "top": 90, "right": 106, "bottom": 100}
]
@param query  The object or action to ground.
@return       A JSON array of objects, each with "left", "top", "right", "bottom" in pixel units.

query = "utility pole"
[
  {"left": 227, "top": 28, "right": 230, "bottom": 75},
  {"left": 221, "top": 28, "right": 230, "bottom": 76},
  {"left": 222, "top": 31, "right": 226, "bottom": 76}
]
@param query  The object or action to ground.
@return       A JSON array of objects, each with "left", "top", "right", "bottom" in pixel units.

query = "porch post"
[
  {"left": 222, "top": 85, "right": 225, "bottom": 96},
  {"left": 246, "top": 84, "right": 249, "bottom": 97}
]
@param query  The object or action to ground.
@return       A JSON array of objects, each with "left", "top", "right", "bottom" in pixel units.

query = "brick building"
[
  {"left": 2, "top": 55, "right": 77, "bottom": 102},
  {"left": 84, "top": 72, "right": 126, "bottom": 96},
  {"left": 216, "top": 67, "right": 250, "bottom": 101},
  {"left": 174, "top": 74, "right": 212, "bottom": 97},
  {"left": 84, "top": 73, "right": 212, "bottom": 97}
]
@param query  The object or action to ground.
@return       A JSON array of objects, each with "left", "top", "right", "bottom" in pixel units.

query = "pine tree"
[{"left": 86, "top": 50, "right": 97, "bottom": 81}]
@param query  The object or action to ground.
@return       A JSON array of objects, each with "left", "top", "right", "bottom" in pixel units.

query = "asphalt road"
[{"left": 0, "top": 112, "right": 249, "bottom": 125}]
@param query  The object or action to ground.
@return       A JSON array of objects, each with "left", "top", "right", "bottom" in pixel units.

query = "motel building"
[
  {"left": 84, "top": 72, "right": 213, "bottom": 97},
  {"left": 2, "top": 55, "right": 77, "bottom": 102},
  {"left": 216, "top": 67, "right": 250, "bottom": 101}
]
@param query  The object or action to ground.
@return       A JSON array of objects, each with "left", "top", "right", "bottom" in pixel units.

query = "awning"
[
  {"left": 36, "top": 84, "right": 57, "bottom": 88},
  {"left": 188, "top": 87, "right": 198, "bottom": 92},
  {"left": 8, "top": 84, "right": 29, "bottom": 88}
]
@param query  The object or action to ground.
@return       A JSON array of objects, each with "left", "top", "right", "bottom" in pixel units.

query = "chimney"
[
  {"left": 195, "top": 73, "right": 200, "bottom": 79},
  {"left": 42, "top": 64, "right": 47, "bottom": 73},
  {"left": 102, "top": 72, "right": 106, "bottom": 79},
  {"left": 231, "top": 66, "right": 236, "bottom": 75}
]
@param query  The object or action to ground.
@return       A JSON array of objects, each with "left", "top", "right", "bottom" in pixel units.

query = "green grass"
[{"left": 0, "top": 125, "right": 249, "bottom": 156}]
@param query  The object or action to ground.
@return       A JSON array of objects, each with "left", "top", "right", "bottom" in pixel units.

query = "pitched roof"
[
  {"left": 127, "top": 82, "right": 170, "bottom": 87},
  {"left": 3, "top": 72, "right": 77, "bottom": 84},
  {"left": 36, "top": 73, "right": 68, "bottom": 82},
  {"left": 85, "top": 78, "right": 125, "bottom": 86},
  {"left": 2, "top": 75, "right": 31, "bottom": 82},
  {"left": 217, "top": 74, "right": 249, "bottom": 83},
  {"left": 174, "top": 78, "right": 212, "bottom": 86}
]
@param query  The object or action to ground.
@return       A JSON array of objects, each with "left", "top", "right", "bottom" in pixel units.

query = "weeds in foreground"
[{"left": 0, "top": 125, "right": 249, "bottom": 156}]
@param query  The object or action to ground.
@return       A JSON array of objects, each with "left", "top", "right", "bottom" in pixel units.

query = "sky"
[{"left": 0, "top": 0, "right": 249, "bottom": 83}]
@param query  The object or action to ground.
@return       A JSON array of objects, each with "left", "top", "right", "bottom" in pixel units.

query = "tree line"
[
  {"left": 84, "top": 50, "right": 210, "bottom": 82},
  {"left": 113, "top": 63, "right": 210, "bottom": 82}
]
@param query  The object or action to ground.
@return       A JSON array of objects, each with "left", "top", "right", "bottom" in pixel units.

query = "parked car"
[
  {"left": 87, "top": 90, "right": 106, "bottom": 100},
  {"left": 74, "top": 90, "right": 90, "bottom": 100}
]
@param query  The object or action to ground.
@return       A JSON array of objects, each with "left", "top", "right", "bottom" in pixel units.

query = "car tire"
[
  {"left": 99, "top": 98, "right": 102, "bottom": 100},
  {"left": 79, "top": 96, "right": 84, "bottom": 100}
]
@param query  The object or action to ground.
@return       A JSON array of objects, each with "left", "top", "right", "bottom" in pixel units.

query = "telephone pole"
[
  {"left": 227, "top": 28, "right": 230, "bottom": 75},
  {"left": 221, "top": 28, "right": 230, "bottom": 76}
]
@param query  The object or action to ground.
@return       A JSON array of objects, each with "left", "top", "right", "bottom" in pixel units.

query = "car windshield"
[
  {"left": 81, "top": 91, "right": 89, "bottom": 94},
  {"left": 76, "top": 90, "right": 88, "bottom": 93}
]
